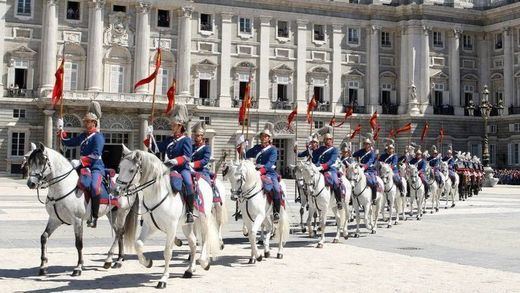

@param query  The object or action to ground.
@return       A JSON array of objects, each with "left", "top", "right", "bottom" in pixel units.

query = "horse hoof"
[
  {"left": 264, "top": 251, "right": 270, "bottom": 258},
  {"left": 371, "top": 230, "right": 376, "bottom": 234},
  {"left": 258, "top": 240, "right": 264, "bottom": 246},
  {"left": 112, "top": 262, "right": 122, "bottom": 269},
  {"left": 435, "top": 208, "right": 439, "bottom": 212},
  {"left": 156, "top": 281, "right": 167, "bottom": 289},
  {"left": 445, "top": 207, "right": 448, "bottom": 210},
  {"left": 354, "top": 233, "right": 360, "bottom": 238},
  {"left": 277, "top": 253, "right": 283, "bottom": 259},
  {"left": 183, "top": 271, "right": 193, "bottom": 278},
  {"left": 38, "top": 268, "right": 47, "bottom": 276},
  {"left": 174, "top": 238, "right": 183, "bottom": 247},
  {"left": 71, "top": 269, "right": 82, "bottom": 277},
  {"left": 256, "top": 255, "right": 263, "bottom": 262},
  {"left": 316, "top": 243, "right": 324, "bottom": 248},
  {"left": 243, "top": 232, "right": 249, "bottom": 237},
  {"left": 451, "top": 204, "right": 456, "bottom": 208},
  {"left": 332, "top": 239, "right": 339, "bottom": 244},
  {"left": 417, "top": 217, "right": 421, "bottom": 221},
  {"left": 387, "top": 224, "right": 392, "bottom": 229},
  {"left": 145, "top": 259, "right": 153, "bottom": 268},
  {"left": 430, "top": 211, "right": 434, "bottom": 214},
  {"left": 203, "top": 263, "right": 210, "bottom": 271},
  {"left": 220, "top": 243, "right": 225, "bottom": 250},
  {"left": 301, "top": 227, "right": 307, "bottom": 233},
  {"left": 103, "top": 262, "right": 112, "bottom": 269},
  {"left": 248, "top": 258, "right": 256, "bottom": 264}
]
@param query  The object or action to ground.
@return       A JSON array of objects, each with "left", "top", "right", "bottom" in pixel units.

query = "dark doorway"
[
  {"left": 15, "top": 68, "right": 27, "bottom": 89},
  {"left": 102, "top": 145, "right": 123, "bottom": 171}
]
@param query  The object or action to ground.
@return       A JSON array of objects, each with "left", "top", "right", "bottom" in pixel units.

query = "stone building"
[{"left": 1, "top": 0, "right": 520, "bottom": 175}]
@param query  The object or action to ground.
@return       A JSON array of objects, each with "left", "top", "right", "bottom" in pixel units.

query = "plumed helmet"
[
  {"left": 191, "top": 121, "right": 206, "bottom": 135},
  {"left": 415, "top": 147, "right": 422, "bottom": 156},
  {"left": 308, "top": 134, "right": 319, "bottom": 143},
  {"left": 431, "top": 145, "right": 438, "bottom": 154},
  {"left": 170, "top": 104, "right": 189, "bottom": 127},
  {"left": 423, "top": 150, "right": 429, "bottom": 158},
  {"left": 384, "top": 138, "right": 395, "bottom": 150},
  {"left": 259, "top": 122, "right": 275, "bottom": 138},
  {"left": 363, "top": 132, "right": 374, "bottom": 145},
  {"left": 447, "top": 144, "right": 453, "bottom": 154},
  {"left": 316, "top": 125, "right": 333, "bottom": 140},
  {"left": 84, "top": 101, "right": 102, "bottom": 122},
  {"left": 340, "top": 139, "right": 352, "bottom": 152}
]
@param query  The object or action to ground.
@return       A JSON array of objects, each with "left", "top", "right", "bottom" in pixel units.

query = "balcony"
[
  {"left": 193, "top": 97, "right": 219, "bottom": 107},
  {"left": 271, "top": 100, "right": 293, "bottom": 110},
  {"left": 315, "top": 102, "right": 330, "bottom": 112},
  {"left": 465, "top": 106, "right": 501, "bottom": 117},
  {"left": 343, "top": 104, "right": 365, "bottom": 114},
  {"left": 509, "top": 106, "right": 520, "bottom": 115},
  {"left": 382, "top": 104, "right": 398, "bottom": 115},
  {"left": 433, "top": 105, "right": 454, "bottom": 115},
  {"left": 231, "top": 97, "right": 258, "bottom": 109},
  {"left": 5, "top": 88, "right": 34, "bottom": 98}
]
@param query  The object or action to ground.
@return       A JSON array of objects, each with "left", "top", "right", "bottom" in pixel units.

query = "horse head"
[
  {"left": 116, "top": 145, "right": 144, "bottom": 194},
  {"left": 346, "top": 162, "right": 362, "bottom": 184},
  {"left": 300, "top": 161, "right": 320, "bottom": 194},
  {"left": 229, "top": 160, "right": 257, "bottom": 198},
  {"left": 379, "top": 162, "right": 393, "bottom": 185},
  {"left": 26, "top": 142, "right": 49, "bottom": 189},
  {"left": 408, "top": 165, "right": 419, "bottom": 184}
]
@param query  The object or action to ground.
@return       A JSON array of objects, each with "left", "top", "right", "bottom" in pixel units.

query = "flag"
[
  {"left": 369, "top": 111, "right": 378, "bottom": 131},
  {"left": 350, "top": 124, "right": 361, "bottom": 140},
  {"left": 420, "top": 122, "right": 429, "bottom": 142},
  {"left": 165, "top": 79, "right": 176, "bottom": 114},
  {"left": 238, "top": 75, "right": 252, "bottom": 125},
  {"left": 439, "top": 127, "right": 445, "bottom": 144},
  {"left": 329, "top": 115, "right": 336, "bottom": 127},
  {"left": 306, "top": 96, "right": 317, "bottom": 124},
  {"left": 396, "top": 122, "right": 412, "bottom": 135},
  {"left": 286, "top": 106, "right": 297, "bottom": 130},
  {"left": 134, "top": 48, "right": 162, "bottom": 91},
  {"left": 51, "top": 58, "right": 65, "bottom": 107},
  {"left": 388, "top": 128, "right": 395, "bottom": 139},
  {"left": 374, "top": 125, "right": 382, "bottom": 141},
  {"left": 333, "top": 106, "right": 353, "bottom": 127}
]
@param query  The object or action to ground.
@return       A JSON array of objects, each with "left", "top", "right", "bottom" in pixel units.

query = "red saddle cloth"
[
  {"left": 78, "top": 168, "right": 119, "bottom": 208},
  {"left": 190, "top": 173, "right": 206, "bottom": 214}
]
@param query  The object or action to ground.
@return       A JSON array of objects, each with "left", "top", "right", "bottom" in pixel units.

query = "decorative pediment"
[
  {"left": 380, "top": 71, "right": 397, "bottom": 78},
  {"left": 153, "top": 117, "right": 171, "bottom": 130},
  {"left": 344, "top": 68, "right": 365, "bottom": 77},
  {"left": 104, "top": 12, "right": 134, "bottom": 47},
  {"left": 462, "top": 73, "right": 479, "bottom": 81},
  {"left": 192, "top": 59, "right": 218, "bottom": 79},
  {"left": 431, "top": 71, "right": 449, "bottom": 80},
  {"left": 309, "top": 66, "right": 329, "bottom": 74},
  {"left": 8, "top": 46, "right": 37, "bottom": 59},
  {"left": 234, "top": 61, "right": 256, "bottom": 70},
  {"left": 271, "top": 64, "right": 293, "bottom": 74},
  {"left": 490, "top": 73, "right": 503, "bottom": 80},
  {"left": 273, "top": 121, "right": 295, "bottom": 135},
  {"left": 100, "top": 114, "right": 133, "bottom": 130}
]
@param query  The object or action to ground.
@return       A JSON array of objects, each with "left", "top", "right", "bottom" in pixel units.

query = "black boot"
[
  {"left": 88, "top": 196, "right": 100, "bottom": 228},
  {"left": 185, "top": 191, "right": 194, "bottom": 223},
  {"left": 334, "top": 187, "right": 343, "bottom": 210},
  {"left": 273, "top": 197, "right": 281, "bottom": 223},
  {"left": 371, "top": 186, "right": 377, "bottom": 204},
  {"left": 424, "top": 182, "right": 429, "bottom": 199}
]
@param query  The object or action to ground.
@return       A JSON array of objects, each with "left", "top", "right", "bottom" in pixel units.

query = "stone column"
[
  {"left": 258, "top": 16, "right": 271, "bottom": 110},
  {"left": 134, "top": 1, "right": 151, "bottom": 94},
  {"left": 332, "top": 24, "right": 343, "bottom": 114},
  {"left": 296, "top": 19, "right": 308, "bottom": 111},
  {"left": 407, "top": 23, "right": 422, "bottom": 116},
  {"left": 399, "top": 26, "right": 409, "bottom": 114},
  {"left": 87, "top": 0, "right": 105, "bottom": 91},
  {"left": 503, "top": 27, "right": 513, "bottom": 115},
  {"left": 0, "top": 0, "right": 5, "bottom": 93},
  {"left": 40, "top": 0, "right": 59, "bottom": 90},
  {"left": 176, "top": 6, "right": 193, "bottom": 100},
  {"left": 44, "top": 110, "right": 55, "bottom": 148},
  {"left": 478, "top": 33, "right": 490, "bottom": 102},
  {"left": 450, "top": 28, "right": 463, "bottom": 114},
  {"left": 368, "top": 25, "right": 381, "bottom": 113},
  {"left": 219, "top": 13, "right": 232, "bottom": 108},
  {"left": 139, "top": 114, "right": 149, "bottom": 150},
  {"left": 422, "top": 26, "right": 432, "bottom": 113}
]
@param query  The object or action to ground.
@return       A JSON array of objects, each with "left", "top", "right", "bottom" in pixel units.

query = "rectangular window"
[
  {"left": 11, "top": 132, "right": 25, "bottom": 156},
  {"left": 314, "top": 120, "right": 324, "bottom": 129},
  {"left": 13, "top": 109, "right": 26, "bottom": 118},
  {"left": 17, "top": 0, "right": 31, "bottom": 16},
  {"left": 105, "top": 132, "right": 129, "bottom": 144},
  {"left": 471, "top": 144, "right": 480, "bottom": 159},
  {"left": 277, "top": 84, "right": 288, "bottom": 102},
  {"left": 66, "top": 1, "right": 80, "bottom": 20},
  {"left": 515, "top": 143, "right": 520, "bottom": 165},
  {"left": 199, "top": 116, "right": 211, "bottom": 125},
  {"left": 14, "top": 68, "right": 27, "bottom": 89},
  {"left": 239, "top": 17, "right": 252, "bottom": 34},
  {"left": 314, "top": 86, "right": 324, "bottom": 104},
  {"left": 113, "top": 5, "right": 126, "bottom": 12},
  {"left": 277, "top": 21, "right": 289, "bottom": 38},
  {"left": 161, "top": 68, "right": 169, "bottom": 95},
  {"left": 200, "top": 14, "right": 213, "bottom": 31},
  {"left": 381, "top": 31, "right": 391, "bottom": 47},
  {"left": 349, "top": 0, "right": 359, "bottom": 3},
  {"left": 489, "top": 144, "right": 496, "bottom": 165},
  {"left": 434, "top": 91, "right": 443, "bottom": 107},
  {"left": 199, "top": 79, "right": 210, "bottom": 99},
  {"left": 495, "top": 33, "right": 503, "bottom": 50},
  {"left": 313, "top": 24, "right": 325, "bottom": 41},
  {"left": 157, "top": 9, "right": 170, "bottom": 27},
  {"left": 433, "top": 31, "right": 443, "bottom": 48},
  {"left": 463, "top": 34, "right": 473, "bottom": 50},
  {"left": 110, "top": 65, "right": 124, "bottom": 93},
  {"left": 464, "top": 92, "right": 473, "bottom": 107},
  {"left": 347, "top": 28, "right": 359, "bottom": 45},
  {"left": 348, "top": 88, "right": 358, "bottom": 105},
  {"left": 64, "top": 132, "right": 79, "bottom": 160},
  {"left": 64, "top": 62, "right": 79, "bottom": 91}
]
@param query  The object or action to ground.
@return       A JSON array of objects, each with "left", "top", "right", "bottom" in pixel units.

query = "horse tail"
[
  {"left": 215, "top": 180, "right": 228, "bottom": 226},
  {"left": 205, "top": 208, "right": 221, "bottom": 258},
  {"left": 123, "top": 194, "right": 139, "bottom": 253},
  {"left": 276, "top": 205, "right": 290, "bottom": 245}
]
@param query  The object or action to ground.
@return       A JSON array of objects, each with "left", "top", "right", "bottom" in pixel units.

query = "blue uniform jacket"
[
  {"left": 313, "top": 146, "right": 338, "bottom": 172},
  {"left": 409, "top": 157, "right": 427, "bottom": 173},
  {"left": 158, "top": 135, "right": 192, "bottom": 172},
  {"left": 192, "top": 143, "right": 211, "bottom": 177},
  {"left": 442, "top": 155, "right": 455, "bottom": 168},
  {"left": 379, "top": 153, "right": 398, "bottom": 173},
  {"left": 246, "top": 144, "right": 278, "bottom": 176},
  {"left": 62, "top": 131, "right": 105, "bottom": 171},
  {"left": 297, "top": 149, "right": 318, "bottom": 164},
  {"left": 428, "top": 155, "right": 441, "bottom": 168},
  {"left": 352, "top": 149, "right": 376, "bottom": 171}
]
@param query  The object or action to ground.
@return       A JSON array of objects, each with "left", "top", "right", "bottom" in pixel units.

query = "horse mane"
[
  {"left": 28, "top": 145, "right": 71, "bottom": 170},
  {"left": 133, "top": 150, "right": 169, "bottom": 180},
  {"left": 240, "top": 160, "right": 258, "bottom": 180}
]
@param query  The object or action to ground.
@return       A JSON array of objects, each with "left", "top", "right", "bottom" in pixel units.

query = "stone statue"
[{"left": 409, "top": 84, "right": 417, "bottom": 101}]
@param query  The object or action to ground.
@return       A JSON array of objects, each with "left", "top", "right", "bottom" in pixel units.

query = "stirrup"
[
  {"left": 273, "top": 212, "right": 280, "bottom": 223},
  {"left": 336, "top": 201, "right": 343, "bottom": 210},
  {"left": 186, "top": 212, "right": 194, "bottom": 223},
  {"left": 87, "top": 217, "right": 97, "bottom": 228}
]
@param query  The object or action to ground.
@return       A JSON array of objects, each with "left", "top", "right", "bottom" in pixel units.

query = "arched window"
[{"left": 103, "top": 46, "right": 132, "bottom": 93}]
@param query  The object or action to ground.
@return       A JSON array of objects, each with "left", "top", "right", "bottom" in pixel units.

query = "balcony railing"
[
  {"left": 433, "top": 105, "right": 454, "bottom": 115},
  {"left": 343, "top": 104, "right": 366, "bottom": 114},
  {"left": 315, "top": 102, "right": 330, "bottom": 112},
  {"left": 465, "top": 106, "right": 501, "bottom": 116},
  {"left": 5, "top": 88, "right": 34, "bottom": 98},
  {"left": 509, "top": 106, "right": 520, "bottom": 115},
  {"left": 382, "top": 104, "right": 398, "bottom": 115},
  {"left": 271, "top": 100, "right": 293, "bottom": 110},
  {"left": 231, "top": 97, "right": 258, "bottom": 109},
  {"left": 193, "top": 97, "right": 219, "bottom": 107}
]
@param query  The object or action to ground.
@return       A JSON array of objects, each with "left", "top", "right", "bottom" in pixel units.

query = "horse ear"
[
  {"left": 122, "top": 144, "right": 131, "bottom": 156},
  {"left": 38, "top": 142, "right": 45, "bottom": 151},
  {"left": 30, "top": 142, "right": 37, "bottom": 151},
  {"left": 134, "top": 150, "right": 142, "bottom": 164}
]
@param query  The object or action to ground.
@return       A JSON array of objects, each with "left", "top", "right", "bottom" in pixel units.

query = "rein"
[
  {"left": 232, "top": 168, "right": 264, "bottom": 223},
  {"left": 31, "top": 157, "right": 76, "bottom": 205}
]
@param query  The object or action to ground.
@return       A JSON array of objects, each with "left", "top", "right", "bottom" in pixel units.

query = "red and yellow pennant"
[{"left": 134, "top": 48, "right": 162, "bottom": 91}]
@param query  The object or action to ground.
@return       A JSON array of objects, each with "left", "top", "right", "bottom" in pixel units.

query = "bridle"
[
  {"left": 380, "top": 165, "right": 395, "bottom": 193},
  {"left": 230, "top": 165, "right": 263, "bottom": 222},
  {"left": 29, "top": 154, "right": 77, "bottom": 205},
  {"left": 302, "top": 164, "right": 325, "bottom": 198}
]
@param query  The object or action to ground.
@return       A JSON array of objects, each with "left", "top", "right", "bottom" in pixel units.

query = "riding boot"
[
  {"left": 371, "top": 186, "right": 377, "bottom": 204},
  {"left": 424, "top": 182, "right": 430, "bottom": 199},
  {"left": 185, "top": 191, "right": 195, "bottom": 223},
  {"left": 89, "top": 196, "right": 100, "bottom": 228},
  {"left": 333, "top": 187, "right": 343, "bottom": 210},
  {"left": 273, "top": 196, "right": 281, "bottom": 223}
]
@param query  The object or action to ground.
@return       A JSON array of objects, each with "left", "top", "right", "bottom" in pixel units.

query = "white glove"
[
  {"left": 236, "top": 134, "right": 245, "bottom": 146},
  {"left": 255, "top": 164, "right": 263, "bottom": 169},
  {"left": 71, "top": 159, "right": 81, "bottom": 169},
  {"left": 189, "top": 162, "right": 195, "bottom": 168},
  {"left": 244, "top": 139, "right": 249, "bottom": 149},
  {"left": 294, "top": 141, "right": 298, "bottom": 148},
  {"left": 165, "top": 158, "right": 178, "bottom": 167},
  {"left": 316, "top": 165, "right": 323, "bottom": 171},
  {"left": 56, "top": 118, "right": 64, "bottom": 130},
  {"left": 146, "top": 125, "right": 154, "bottom": 136}
]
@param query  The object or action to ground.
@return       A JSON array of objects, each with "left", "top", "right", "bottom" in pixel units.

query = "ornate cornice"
[
  {"left": 88, "top": 0, "right": 106, "bottom": 10},
  {"left": 136, "top": 1, "right": 152, "bottom": 14}
]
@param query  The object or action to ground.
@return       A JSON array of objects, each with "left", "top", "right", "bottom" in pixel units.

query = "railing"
[
  {"left": 193, "top": 97, "right": 219, "bottom": 107},
  {"left": 231, "top": 98, "right": 258, "bottom": 109},
  {"left": 465, "top": 106, "right": 501, "bottom": 116},
  {"left": 509, "top": 106, "right": 520, "bottom": 115},
  {"left": 343, "top": 104, "right": 365, "bottom": 114},
  {"left": 5, "top": 88, "right": 34, "bottom": 98},
  {"left": 382, "top": 104, "right": 398, "bottom": 115},
  {"left": 315, "top": 102, "right": 330, "bottom": 112},
  {"left": 433, "top": 105, "right": 454, "bottom": 115},
  {"left": 271, "top": 100, "right": 293, "bottom": 110}
]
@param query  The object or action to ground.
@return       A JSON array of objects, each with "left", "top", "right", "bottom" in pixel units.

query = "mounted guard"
[
  {"left": 442, "top": 145, "right": 458, "bottom": 184},
  {"left": 378, "top": 139, "right": 404, "bottom": 193},
  {"left": 339, "top": 139, "right": 354, "bottom": 168},
  {"left": 58, "top": 101, "right": 106, "bottom": 228},
  {"left": 295, "top": 134, "right": 319, "bottom": 163},
  {"left": 427, "top": 145, "right": 443, "bottom": 185},
  {"left": 409, "top": 147, "right": 429, "bottom": 196},
  {"left": 352, "top": 133, "right": 379, "bottom": 201}
]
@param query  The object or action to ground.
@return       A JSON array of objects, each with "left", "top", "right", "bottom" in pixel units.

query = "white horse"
[
  {"left": 440, "top": 161, "right": 458, "bottom": 209},
  {"left": 424, "top": 166, "right": 440, "bottom": 214},
  {"left": 396, "top": 163, "right": 408, "bottom": 221},
  {"left": 407, "top": 165, "right": 425, "bottom": 220},
  {"left": 117, "top": 147, "right": 220, "bottom": 289},
  {"left": 292, "top": 162, "right": 314, "bottom": 234},
  {"left": 25, "top": 143, "right": 137, "bottom": 276},
  {"left": 211, "top": 178, "right": 228, "bottom": 250},
  {"left": 378, "top": 162, "right": 398, "bottom": 227},
  {"left": 227, "top": 160, "right": 290, "bottom": 261},
  {"left": 345, "top": 162, "right": 383, "bottom": 236}
]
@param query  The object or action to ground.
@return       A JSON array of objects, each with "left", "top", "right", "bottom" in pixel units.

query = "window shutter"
[
  {"left": 287, "top": 82, "right": 294, "bottom": 103},
  {"left": 210, "top": 79, "right": 217, "bottom": 102},
  {"left": 358, "top": 88, "right": 365, "bottom": 106},
  {"left": 324, "top": 85, "right": 330, "bottom": 109},
  {"left": 509, "top": 123, "right": 515, "bottom": 132},
  {"left": 443, "top": 91, "right": 450, "bottom": 105},
  {"left": 194, "top": 78, "right": 200, "bottom": 99},
  {"left": 233, "top": 79, "right": 239, "bottom": 100},
  {"left": 26, "top": 68, "right": 34, "bottom": 90},
  {"left": 7, "top": 66, "right": 15, "bottom": 88},
  {"left": 390, "top": 90, "right": 397, "bottom": 104},
  {"left": 271, "top": 82, "right": 277, "bottom": 102},
  {"left": 508, "top": 143, "right": 512, "bottom": 166}
]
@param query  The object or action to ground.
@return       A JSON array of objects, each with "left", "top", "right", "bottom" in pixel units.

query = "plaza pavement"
[{"left": 0, "top": 176, "right": 519, "bottom": 292}]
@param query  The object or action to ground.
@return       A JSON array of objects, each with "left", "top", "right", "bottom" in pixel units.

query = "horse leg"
[
  {"left": 39, "top": 219, "right": 61, "bottom": 276},
  {"left": 198, "top": 216, "right": 213, "bottom": 270},
  {"left": 182, "top": 223, "right": 197, "bottom": 277},
  {"left": 156, "top": 231, "right": 176, "bottom": 289},
  {"left": 342, "top": 202, "right": 349, "bottom": 239},
  {"left": 387, "top": 196, "right": 394, "bottom": 228},
  {"left": 103, "top": 212, "right": 119, "bottom": 269},
  {"left": 299, "top": 206, "right": 306, "bottom": 233},
  {"left": 215, "top": 205, "right": 225, "bottom": 250},
  {"left": 135, "top": 222, "right": 154, "bottom": 269},
  {"left": 71, "top": 218, "right": 83, "bottom": 276},
  {"left": 248, "top": 215, "right": 264, "bottom": 264},
  {"left": 354, "top": 204, "right": 361, "bottom": 238},
  {"left": 332, "top": 207, "right": 341, "bottom": 243},
  {"left": 306, "top": 207, "right": 313, "bottom": 238},
  {"left": 263, "top": 219, "right": 272, "bottom": 258},
  {"left": 316, "top": 211, "right": 326, "bottom": 248}
]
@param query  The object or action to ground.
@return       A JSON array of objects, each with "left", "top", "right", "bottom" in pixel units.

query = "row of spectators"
[{"left": 495, "top": 169, "right": 520, "bottom": 185}]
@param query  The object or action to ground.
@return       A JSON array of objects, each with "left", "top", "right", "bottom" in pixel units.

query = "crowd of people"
[{"left": 495, "top": 169, "right": 520, "bottom": 185}]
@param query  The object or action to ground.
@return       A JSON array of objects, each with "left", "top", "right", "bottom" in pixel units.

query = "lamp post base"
[{"left": 483, "top": 166, "right": 499, "bottom": 187}]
